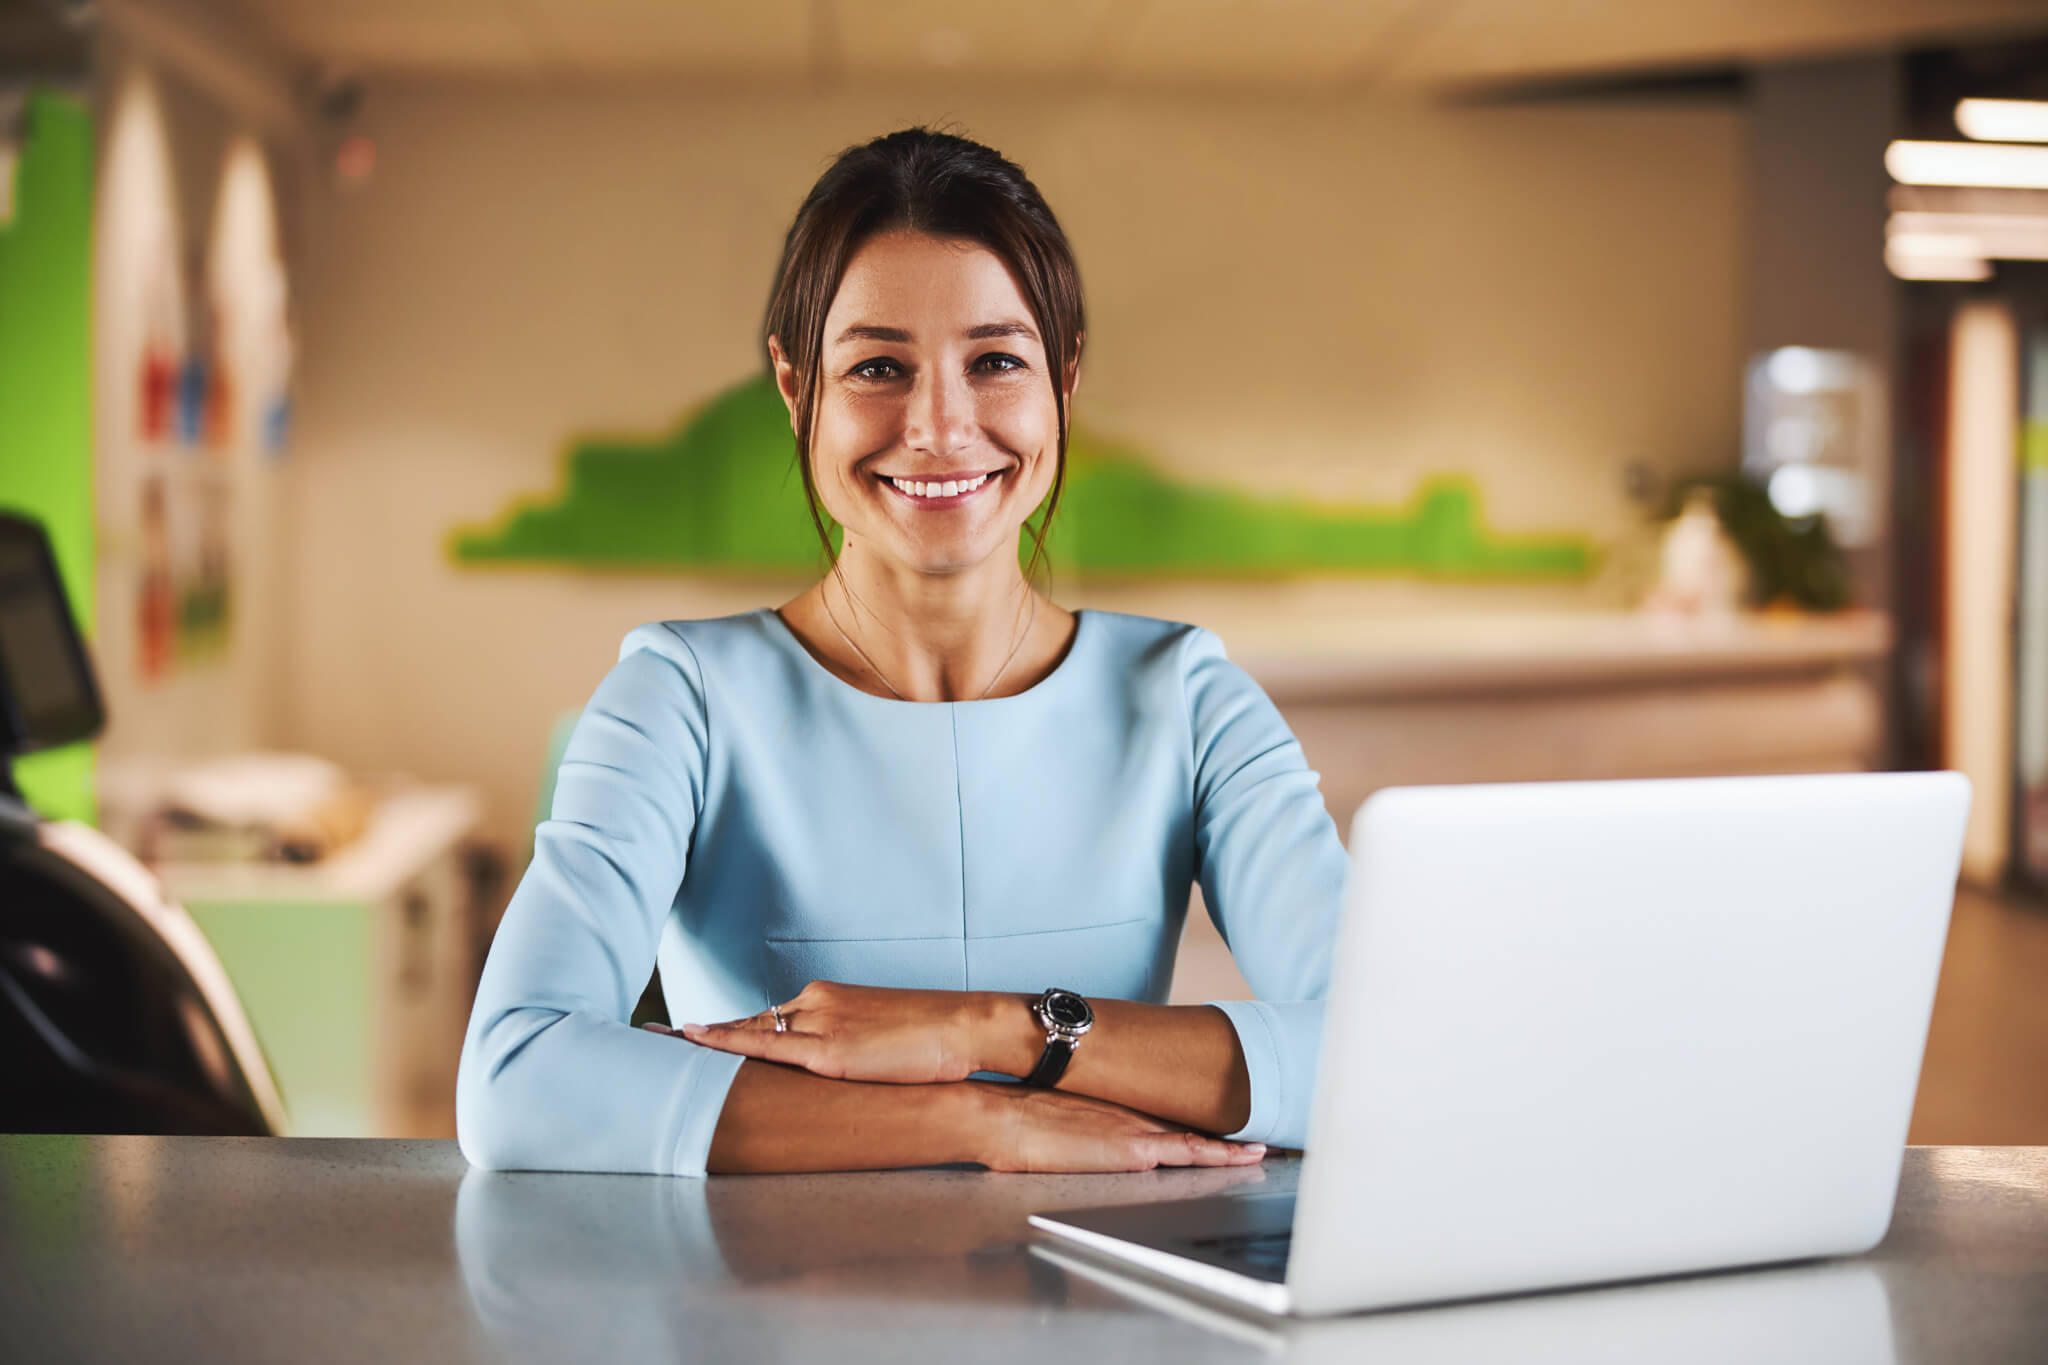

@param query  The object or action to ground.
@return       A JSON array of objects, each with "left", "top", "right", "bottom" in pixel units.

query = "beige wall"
[{"left": 285, "top": 79, "right": 1747, "bottom": 849}]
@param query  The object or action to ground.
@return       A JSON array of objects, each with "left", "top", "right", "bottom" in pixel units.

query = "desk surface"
[{"left": 1, "top": 1137, "right": 2042, "bottom": 1364}]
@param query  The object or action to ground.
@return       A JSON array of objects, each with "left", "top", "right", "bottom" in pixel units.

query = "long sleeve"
[
  {"left": 1181, "top": 625, "right": 1349, "bottom": 1150},
  {"left": 456, "top": 623, "right": 745, "bottom": 1176}
]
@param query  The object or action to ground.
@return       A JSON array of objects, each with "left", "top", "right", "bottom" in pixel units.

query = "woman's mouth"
[{"left": 874, "top": 469, "right": 1005, "bottom": 508}]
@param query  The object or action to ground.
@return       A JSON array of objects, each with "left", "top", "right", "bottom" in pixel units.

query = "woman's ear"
[
  {"left": 767, "top": 334, "right": 800, "bottom": 433},
  {"left": 1063, "top": 331, "right": 1084, "bottom": 404}
]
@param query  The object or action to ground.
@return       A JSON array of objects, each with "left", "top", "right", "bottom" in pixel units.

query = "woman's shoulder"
[
  {"left": 1073, "top": 606, "right": 1208, "bottom": 645},
  {"left": 605, "top": 611, "right": 803, "bottom": 702},
  {"left": 1076, "top": 608, "right": 1227, "bottom": 672},
  {"left": 617, "top": 609, "right": 779, "bottom": 661}
]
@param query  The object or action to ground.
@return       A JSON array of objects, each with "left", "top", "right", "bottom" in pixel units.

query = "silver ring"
[{"left": 769, "top": 1003, "right": 788, "bottom": 1033}]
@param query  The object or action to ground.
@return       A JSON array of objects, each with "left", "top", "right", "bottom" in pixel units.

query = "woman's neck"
[{"left": 776, "top": 552, "right": 1072, "bottom": 702}]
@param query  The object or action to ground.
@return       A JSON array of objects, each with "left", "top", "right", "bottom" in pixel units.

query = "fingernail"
[
  {"left": 1244, "top": 1143, "right": 1267, "bottom": 1155},
  {"left": 678, "top": 1022, "right": 704, "bottom": 1035}
]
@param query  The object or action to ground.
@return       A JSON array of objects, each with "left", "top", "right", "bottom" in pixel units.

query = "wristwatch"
[{"left": 1023, "top": 987, "right": 1094, "bottom": 1088}]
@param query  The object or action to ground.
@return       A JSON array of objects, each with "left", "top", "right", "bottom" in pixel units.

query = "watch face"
[{"left": 1041, "top": 989, "right": 1093, "bottom": 1030}]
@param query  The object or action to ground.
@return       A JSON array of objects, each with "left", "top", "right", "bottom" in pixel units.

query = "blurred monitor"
[{"left": 0, "top": 512, "right": 104, "bottom": 759}]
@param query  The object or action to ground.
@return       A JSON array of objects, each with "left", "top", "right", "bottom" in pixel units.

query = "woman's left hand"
[{"left": 659, "top": 981, "right": 1002, "bottom": 1084}]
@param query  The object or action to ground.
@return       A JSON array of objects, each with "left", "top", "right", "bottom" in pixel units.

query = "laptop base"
[{"left": 1026, "top": 1191, "right": 1297, "bottom": 1316}]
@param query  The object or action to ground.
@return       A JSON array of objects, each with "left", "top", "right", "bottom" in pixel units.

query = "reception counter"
[
  {"left": 1227, "top": 606, "right": 1891, "bottom": 698},
  {"left": 0, "top": 1135, "right": 2041, "bottom": 1363},
  {"left": 1224, "top": 608, "right": 1893, "bottom": 836}
]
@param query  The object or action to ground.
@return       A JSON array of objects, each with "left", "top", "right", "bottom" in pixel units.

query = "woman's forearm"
[
  {"left": 970, "top": 996, "right": 1252, "bottom": 1137},
  {"left": 706, "top": 1054, "right": 1266, "bottom": 1175},
  {"left": 673, "top": 985, "right": 1257, "bottom": 1152},
  {"left": 706, "top": 1059, "right": 986, "bottom": 1173}
]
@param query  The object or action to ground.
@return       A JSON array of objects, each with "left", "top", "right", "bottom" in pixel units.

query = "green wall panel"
[
  {"left": 451, "top": 373, "right": 1594, "bottom": 581},
  {"left": 0, "top": 91, "right": 95, "bottom": 822}
]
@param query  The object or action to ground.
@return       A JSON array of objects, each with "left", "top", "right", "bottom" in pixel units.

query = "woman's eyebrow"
[
  {"left": 834, "top": 324, "right": 911, "bottom": 345},
  {"left": 966, "top": 321, "right": 1039, "bottom": 342},
  {"left": 831, "top": 321, "right": 1039, "bottom": 346}
]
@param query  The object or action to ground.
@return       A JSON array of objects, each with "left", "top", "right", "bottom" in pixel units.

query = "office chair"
[{"left": 0, "top": 511, "right": 287, "bottom": 1135}]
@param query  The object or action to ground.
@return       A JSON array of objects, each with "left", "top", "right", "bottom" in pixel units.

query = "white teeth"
[{"left": 888, "top": 472, "right": 991, "bottom": 498}]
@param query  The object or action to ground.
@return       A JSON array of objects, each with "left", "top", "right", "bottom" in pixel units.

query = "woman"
[{"left": 456, "top": 127, "right": 1348, "bottom": 1177}]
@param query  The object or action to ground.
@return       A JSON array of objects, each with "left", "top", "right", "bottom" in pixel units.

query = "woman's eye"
[
  {"left": 977, "top": 353, "right": 1026, "bottom": 373},
  {"left": 849, "top": 358, "right": 903, "bottom": 380}
]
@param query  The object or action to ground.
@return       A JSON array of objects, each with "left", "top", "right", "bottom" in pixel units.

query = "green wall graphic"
[
  {"left": 451, "top": 373, "right": 1594, "bottom": 580},
  {"left": 0, "top": 92, "right": 95, "bottom": 823}
]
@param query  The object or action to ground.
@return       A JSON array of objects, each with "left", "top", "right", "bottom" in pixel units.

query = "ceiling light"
[
  {"left": 1888, "top": 230, "right": 1985, "bottom": 258},
  {"left": 1887, "top": 140, "right": 2048, "bottom": 189},
  {"left": 1888, "top": 211, "right": 2048, "bottom": 261},
  {"left": 1883, "top": 238, "right": 1992, "bottom": 281},
  {"left": 1955, "top": 98, "right": 2048, "bottom": 143}
]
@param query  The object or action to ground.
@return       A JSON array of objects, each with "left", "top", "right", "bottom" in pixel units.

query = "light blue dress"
[{"left": 456, "top": 606, "right": 1349, "bottom": 1176}]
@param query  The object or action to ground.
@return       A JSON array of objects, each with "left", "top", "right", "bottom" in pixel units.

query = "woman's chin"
[{"left": 879, "top": 535, "right": 1025, "bottom": 580}]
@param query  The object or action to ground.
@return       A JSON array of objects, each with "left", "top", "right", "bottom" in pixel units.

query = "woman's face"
[{"left": 772, "top": 229, "right": 1074, "bottom": 580}]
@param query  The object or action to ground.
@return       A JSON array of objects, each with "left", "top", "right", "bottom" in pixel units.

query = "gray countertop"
[{"left": 1, "top": 1137, "right": 2043, "bottom": 1364}]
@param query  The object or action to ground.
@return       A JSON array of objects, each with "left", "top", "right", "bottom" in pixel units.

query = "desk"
[{"left": 1, "top": 1137, "right": 2042, "bottom": 1363}]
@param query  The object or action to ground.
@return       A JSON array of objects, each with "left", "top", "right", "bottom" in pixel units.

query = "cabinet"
[{"left": 157, "top": 787, "right": 482, "bottom": 1137}]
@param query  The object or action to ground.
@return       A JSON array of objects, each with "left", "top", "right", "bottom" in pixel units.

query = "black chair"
[{"left": 0, "top": 510, "right": 285, "bottom": 1135}]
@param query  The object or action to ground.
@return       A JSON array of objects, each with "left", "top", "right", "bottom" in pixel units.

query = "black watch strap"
[{"left": 1023, "top": 1035, "right": 1076, "bottom": 1088}]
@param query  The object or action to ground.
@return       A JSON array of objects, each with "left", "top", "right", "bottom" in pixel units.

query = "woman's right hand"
[{"left": 968, "top": 1081, "right": 1267, "bottom": 1173}]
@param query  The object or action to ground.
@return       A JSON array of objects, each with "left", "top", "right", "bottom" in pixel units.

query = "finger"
[
  {"left": 639, "top": 1022, "right": 675, "bottom": 1035},
  {"left": 701, "top": 1009, "right": 783, "bottom": 1034},
  {"left": 679, "top": 1019, "right": 766, "bottom": 1045},
  {"left": 1199, "top": 1137, "right": 1267, "bottom": 1166},
  {"left": 677, "top": 1021, "right": 811, "bottom": 1067},
  {"left": 1142, "top": 1132, "right": 1267, "bottom": 1168}
]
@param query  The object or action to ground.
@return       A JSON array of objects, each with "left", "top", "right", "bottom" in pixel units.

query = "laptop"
[{"left": 1028, "top": 771, "right": 1971, "bottom": 1317}]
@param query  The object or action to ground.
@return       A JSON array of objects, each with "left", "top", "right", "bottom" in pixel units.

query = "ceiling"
[
  {"left": 0, "top": 0, "right": 92, "bottom": 82},
  {"left": 210, "top": 0, "right": 2048, "bottom": 92}
]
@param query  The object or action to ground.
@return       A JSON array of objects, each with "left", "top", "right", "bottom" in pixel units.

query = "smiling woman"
[{"left": 455, "top": 127, "right": 1350, "bottom": 1177}]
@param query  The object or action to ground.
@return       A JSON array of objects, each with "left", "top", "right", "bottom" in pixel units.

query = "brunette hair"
[{"left": 762, "top": 126, "right": 1084, "bottom": 587}]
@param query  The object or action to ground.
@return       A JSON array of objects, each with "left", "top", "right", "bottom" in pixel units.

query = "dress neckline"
[{"left": 755, "top": 605, "right": 1090, "bottom": 707}]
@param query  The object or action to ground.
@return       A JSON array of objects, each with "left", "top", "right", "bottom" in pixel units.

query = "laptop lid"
[{"left": 1287, "top": 771, "right": 1969, "bottom": 1315}]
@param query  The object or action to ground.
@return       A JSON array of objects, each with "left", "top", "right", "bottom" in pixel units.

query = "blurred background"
[{"left": 2, "top": 0, "right": 2046, "bottom": 1144}]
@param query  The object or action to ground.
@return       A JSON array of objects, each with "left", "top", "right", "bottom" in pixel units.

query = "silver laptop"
[{"left": 1029, "top": 771, "right": 1972, "bottom": 1317}]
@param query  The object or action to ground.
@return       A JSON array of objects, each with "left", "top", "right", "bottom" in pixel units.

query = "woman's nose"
[{"left": 903, "top": 370, "right": 976, "bottom": 458}]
